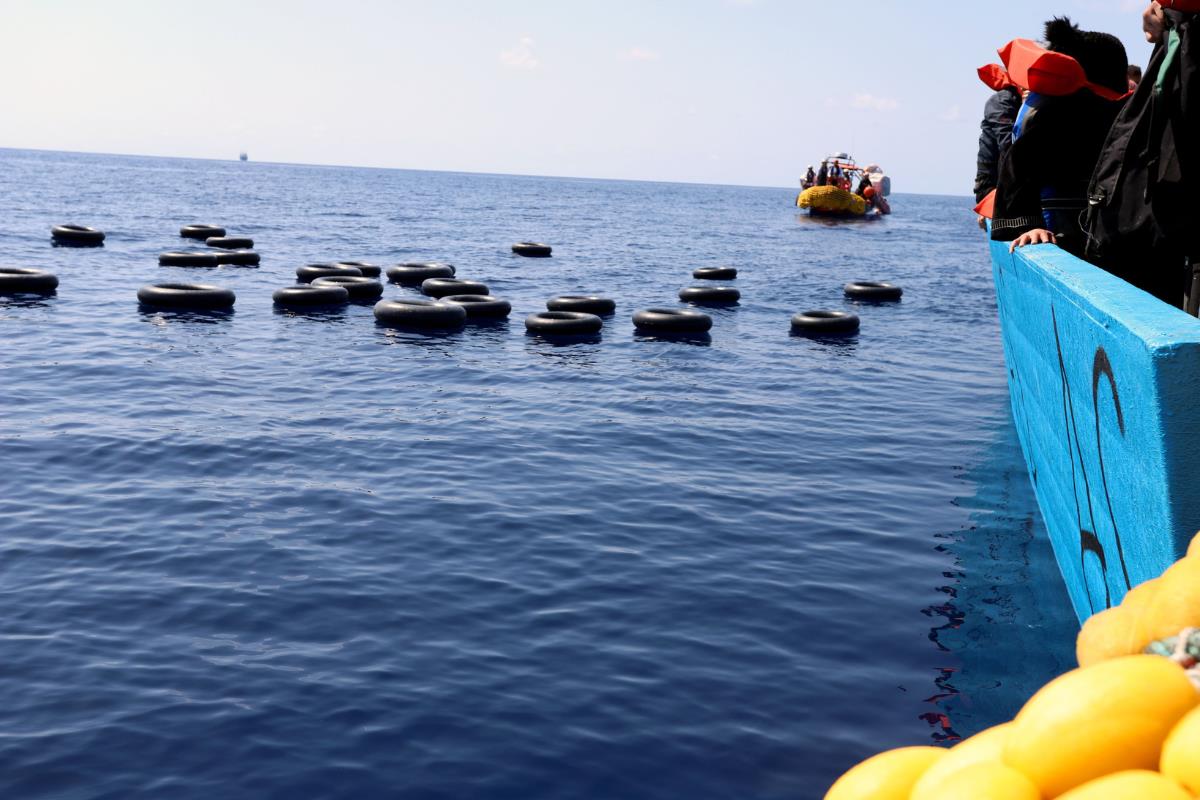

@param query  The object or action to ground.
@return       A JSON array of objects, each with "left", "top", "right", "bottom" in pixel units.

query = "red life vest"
[{"left": 978, "top": 38, "right": 1131, "bottom": 102}]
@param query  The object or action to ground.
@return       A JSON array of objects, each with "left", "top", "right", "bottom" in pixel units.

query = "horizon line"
[{"left": 0, "top": 145, "right": 970, "bottom": 199}]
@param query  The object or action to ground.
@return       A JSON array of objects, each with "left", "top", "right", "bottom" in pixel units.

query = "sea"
[{"left": 0, "top": 148, "right": 1079, "bottom": 799}]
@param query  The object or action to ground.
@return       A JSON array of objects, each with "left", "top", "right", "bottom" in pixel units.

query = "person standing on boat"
[
  {"left": 974, "top": 85, "right": 1021, "bottom": 205},
  {"left": 991, "top": 17, "right": 1130, "bottom": 258},
  {"left": 1082, "top": 1, "right": 1200, "bottom": 307},
  {"left": 816, "top": 160, "right": 828, "bottom": 187}
]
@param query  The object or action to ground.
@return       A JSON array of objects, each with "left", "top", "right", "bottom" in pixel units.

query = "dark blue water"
[{"left": 0, "top": 149, "right": 1078, "bottom": 799}]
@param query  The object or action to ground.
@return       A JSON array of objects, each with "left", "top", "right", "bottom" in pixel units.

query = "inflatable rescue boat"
[{"left": 796, "top": 154, "right": 891, "bottom": 217}]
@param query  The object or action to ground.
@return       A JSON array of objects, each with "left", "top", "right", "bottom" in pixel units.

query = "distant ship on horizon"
[{"left": 239, "top": 151, "right": 248, "bottom": 162}]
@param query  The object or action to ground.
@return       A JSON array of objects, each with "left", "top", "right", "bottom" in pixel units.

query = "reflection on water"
[
  {"left": 523, "top": 330, "right": 603, "bottom": 345},
  {"left": 924, "top": 422, "right": 1078, "bottom": 740},
  {"left": 137, "top": 308, "right": 234, "bottom": 325},
  {"left": 790, "top": 328, "right": 859, "bottom": 341},
  {"left": 631, "top": 332, "right": 712, "bottom": 347},
  {"left": 793, "top": 213, "right": 888, "bottom": 228},
  {"left": 374, "top": 323, "right": 465, "bottom": 351},
  {"left": 271, "top": 306, "right": 347, "bottom": 322},
  {"left": 0, "top": 293, "right": 55, "bottom": 310}
]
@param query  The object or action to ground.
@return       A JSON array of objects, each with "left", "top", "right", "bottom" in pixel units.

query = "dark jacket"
[
  {"left": 990, "top": 91, "right": 1124, "bottom": 257},
  {"left": 974, "top": 88, "right": 1021, "bottom": 202},
  {"left": 1086, "top": 9, "right": 1200, "bottom": 262}
]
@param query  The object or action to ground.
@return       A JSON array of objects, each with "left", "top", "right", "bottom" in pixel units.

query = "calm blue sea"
[{"left": 0, "top": 148, "right": 1078, "bottom": 799}]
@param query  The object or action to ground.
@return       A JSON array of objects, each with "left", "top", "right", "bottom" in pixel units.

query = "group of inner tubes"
[
  {"left": 160, "top": 224, "right": 260, "bottom": 266},
  {"left": 20, "top": 223, "right": 905, "bottom": 335},
  {"left": 278, "top": 260, "right": 722, "bottom": 336},
  {"left": 791, "top": 281, "right": 904, "bottom": 336},
  {"left": 136, "top": 224, "right": 259, "bottom": 307}
]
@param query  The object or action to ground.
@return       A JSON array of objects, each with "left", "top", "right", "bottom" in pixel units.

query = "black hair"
[{"left": 1044, "top": 16, "right": 1129, "bottom": 94}]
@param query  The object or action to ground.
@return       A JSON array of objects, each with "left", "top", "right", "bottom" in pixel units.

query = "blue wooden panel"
[{"left": 990, "top": 240, "right": 1200, "bottom": 621}]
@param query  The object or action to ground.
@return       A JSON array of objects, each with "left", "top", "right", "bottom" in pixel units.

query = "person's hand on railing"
[{"left": 1009, "top": 228, "right": 1058, "bottom": 252}]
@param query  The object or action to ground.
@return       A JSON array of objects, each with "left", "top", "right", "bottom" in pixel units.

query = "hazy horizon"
[{"left": 4, "top": 144, "right": 987, "bottom": 197}]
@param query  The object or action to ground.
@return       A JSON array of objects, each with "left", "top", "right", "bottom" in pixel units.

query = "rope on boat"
[{"left": 1147, "top": 627, "right": 1200, "bottom": 690}]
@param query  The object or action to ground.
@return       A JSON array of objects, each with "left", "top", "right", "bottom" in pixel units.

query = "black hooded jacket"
[{"left": 990, "top": 91, "right": 1125, "bottom": 255}]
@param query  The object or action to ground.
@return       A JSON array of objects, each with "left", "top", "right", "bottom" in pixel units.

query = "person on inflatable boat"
[{"left": 984, "top": 17, "right": 1129, "bottom": 258}]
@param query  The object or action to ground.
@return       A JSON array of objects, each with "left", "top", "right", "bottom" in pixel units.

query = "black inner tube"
[
  {"left": 844, "top": 281, "right": 902, "bottom": 301},
  {"left": 632, "top": 308, "right": 713, "bottom": 332},
  {"left": 443, "top": 294, "right": 512, "bottom": 318},
  {"left": 206, "top": 236, "right": 254, "bottom": 250},
  {"left": 297, "top": 265, "right": 363, "bottom": 283},
  {"left": 422, "top": 278, "right": 488, "bottom": 298},
  {"left": 334, "top": 261, "right": 381, "bottom": 278},
  {"left": 692, "top": 267, "right": 738, "bottom": 280},
  {"left": 790, "top": 310, "right": 860, "bottom": 334},
  {"left": 214, "top": 251, "right": 260, "bottom": 266},
  {"left": 374, "top": 298, "right": 468, "bottom": 329},
  {"left": 385, "top": 263, "right": 456, "bottom": 285},
  {"left": 137, "top": 283, "right": 236, "bottom": 309},
  {"left": 51, "top": 225, "right": 105, "bottom": 245},
  {"left": 525, "top": 311, "right": 603, "bottom": 334},
  {"left": 312, "top": 275, "right": 384, "bottom": 300},
  {"left": 546, "top": 295, "right": 616, "bottom": 315},
  {"left": 273, "top": 285, "right": 350, "bottom": 307},
  {"left": 159, "top": 251, "right": 220, "bottom": 267},
  {"left": 0, "top": 268, "right": 58, "bottom": 294},
  {"left": 180, "top": 224, "right": 226, "bottom": 240},
  {"left": 512, "top": 242, "right": 553, "bottom": 257},
  {"left": 678, "top": 286, "right": 740, "bottom": 305}
]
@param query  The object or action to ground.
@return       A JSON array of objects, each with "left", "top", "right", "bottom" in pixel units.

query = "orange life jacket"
[{"left": 978, "top": 38, "right": 1131, "bottom": 102}]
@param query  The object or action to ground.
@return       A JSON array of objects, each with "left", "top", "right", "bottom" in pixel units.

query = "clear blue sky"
[{"left": 0, "top": 0, "right": 1153, "bottom": 194}]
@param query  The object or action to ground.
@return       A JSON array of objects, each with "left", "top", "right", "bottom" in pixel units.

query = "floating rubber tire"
[
  {"left": 790, "top": 310, "right": 860, "bottom": 335},
  {"left": 159, "top": 251, "right": 219, "bottom": 267},
  {"left": 374, "top": 299, "right": 467, "bottom": 329},
  {"left": 334, "top": 261, "right": 381, "bottom": 278},
  {"left": 422, "top": 278, "right": 488, "bottom": 298},
  {"left": 844, "top": 281, "right": 902, "bottom": 301},
  {"left": 0, "top": 268, "right": 58, "bottom": 294},
  {"left": 679, "top": 286, "right": 740, "bottom": 305},
  {"left": 512, "top": 242, "right": 552, "bottom": 257},
  {"left": 632, "top": 308, "right": 713, "bottom": 333},
  {"left": 273, "top": 285, "right": 350, "bottom": 308},
  {"left": 693, "top": 267, "right": 738, "bottom": 280},
  {"left": 180, "top": 224, "right": 226, "bottom": 240},
  {"left": 214, "top": 250, "right": 260, "bottom": 266},
  {"left": 525, "top": 311, "right": 602, "bottom": 335},
  {"left": 51, "top": 225, "right": 105, "bottom": 246},
  {"left": 206, "top": 236, "right": 253, "bottom": 249},
  {"left": 312, "top": 275, "right": 384, "bottom": 301},
  {"left": 441, "top": 294, "right": 512, "bottom": 319},
  {"left": 297, "top": 264, "right": 363, "bottom": 283},
  {"left": 546, "top": 295, "right": 616, "bottom": 315},
  {"left": 137, "top": 283, "right": 235, "bottom": 310},
  {"left": 385, "top": 262, "right": 456, "bottom": 285}
]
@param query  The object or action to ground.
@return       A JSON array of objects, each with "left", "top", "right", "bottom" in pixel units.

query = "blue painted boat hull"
[{"left": 990, "top": 239, "right": 1200, "bottom": 622}]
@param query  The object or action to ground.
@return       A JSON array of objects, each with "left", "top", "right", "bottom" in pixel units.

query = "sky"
[{"left": 0, "top": 0, "right": 1155, "bottom": 194}]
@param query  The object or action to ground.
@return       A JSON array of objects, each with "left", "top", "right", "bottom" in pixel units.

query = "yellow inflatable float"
[{"left": 796, "top": 185, "right": 867, "bottom": 216}]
